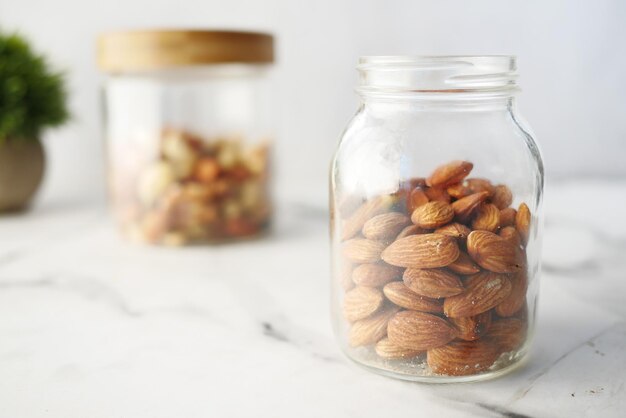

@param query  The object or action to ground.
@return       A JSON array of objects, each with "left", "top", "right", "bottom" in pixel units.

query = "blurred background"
[{"left": 1, "top": 0, "right": 625, "bottom": 207}]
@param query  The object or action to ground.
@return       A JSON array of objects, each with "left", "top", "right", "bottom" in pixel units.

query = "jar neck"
[{"left": 358, "top": 94, "right": 517, "bottom": 112}]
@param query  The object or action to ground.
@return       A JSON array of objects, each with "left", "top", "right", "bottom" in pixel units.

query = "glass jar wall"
[
  {"left": 330, "top": 56, "right": 544, "bottom": 382},
  {"left": 98, "top": 30, "right": 273, "bottom": 245}
]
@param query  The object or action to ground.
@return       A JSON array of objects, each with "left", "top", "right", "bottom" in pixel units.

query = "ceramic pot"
[{"left": 0, "top": 138, "right": 45, "bottom": 212}]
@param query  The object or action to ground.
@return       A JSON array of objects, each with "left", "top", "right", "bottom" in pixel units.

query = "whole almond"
[
  {"left": 516, "top": 203, "right": 531, "bottom": 244},
  {"left": 395, "top": 224, "right": 430, "bottom": 240},
  {"left": 467, "top": 230, "right": 524, "bottom": 273},
  {"left": 343, "top": 239, "right": 386, "bottom": 263},
  {"left": 363, "top": 212, "right": 410, "bottom": 241},
  {"left": 499, "top": 226, "right": 522, "bottom": 248},
  {"left": 427, "top": 339, "right": 499, "bottom": 376},
  {"left": 341, "top": 195, "right": 396, "bottom": 241},
  {"left": 450, "top": 311, "right": 492, "bottom": 341},
  {"left": 411, "top": 201, "right": 455, "bottom": 229},
  {"left": 488, "top": 318, "right": 526, "bottom": 352},
  {"left": 447, "top": 251, "right": 481, "bottom": 275},
  {"left": 349, "top": 305, "right": 400, "bottom": 347},
  {"left": 407, "top": 187, "right": 430, "bottom": 212},
  {"left": 492, "top": 185, "right": 513, "bottom": 209},
  {"left": 344, "top": 286, "right": 384, "bottom": 322},
  {"left": 424, "top": 187, "right": 451, "bottom": 203},
  {"left": 403, "top": 268, "right": 464, "bottom": 298},
  {"left": 466, "top": 178, "right": 495, "bottom": 198},
  {"left": 426, "top": 160, "right": 474, "bottom": 188},
  {"left": 388, "top": 311, "right": 458, "bottom": 351},
  {"left": 499, "top": 207, "right": 517, "bottom": 227},
  {"left": 471, "top": 203, "right": 501, "bottom": 232},
  {"left": 451, "top": 192, "right": 489, "bottom": 223},
  {"left": 447, "top": 183, "right": 472, "bottom": 199},
  {"left": 443, "top": 271, "right": 512, "bottom": 318},
  {"left": 383, "top": 281, "right": 443, "bottom": 313},
  {"left": 434, "top": 222, "right": 472, "bottom": 241},
  {"left": 352, "top": 263, "right": 403, "bottom": 287},
  {"left": 382, "top": 234, "right": 460, "bottom": 269},
  {"left": 375, "top": 337, "right": 423, "bottom": 359},
  {"left": 340, "top": 262, "right": 355, "bottom": 291},
  {"left": 495, "top": 271, "right": 527, "bottom": 317}
]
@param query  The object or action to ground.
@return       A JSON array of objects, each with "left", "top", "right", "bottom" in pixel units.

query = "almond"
[
  {"left": 340, "top": 262, "right": 355, "bottom": 291},
  {"left": 447, "top": 251, "right": 481, "bottom": 275},
  {"left": 403, "top": 268, "right": 464, "bottom": 298},
  {"left": 407, "top": 187, "right": 430, "bottom": 212},
  {"left": 450, "top": 311, "right": 492, "bottom": 341},
  {"left": 427, "top": 339, "right": 499, "bottom": 376},
  {"left": 499, "top": 207, "right": 517, "bottom": 227},
  {"left": 488, "top": 318, "right": 526, "bottom": 352},
  {"left": 352, "top": 263, "right": 403, "bottom": 287},
  {"left": 499, "top": 226, "right": 522, "bottom": 248},
  {"left": 447, "top": 183, "right": 472, "bottom": 199},
  {"left": 426, "top": 160, "right": 474, "bottom": 188},
  {"left": 395, "top": 224, "right": 429, "bottom": 240},
  {"left": 466, "top": 178, "right": 495, "bottom": 198},
  {"left": 471, "top": 203, "right": 501, "bottom": 232},
  {"left": 344, "top": 286, "right": 384, "bottom": 322},
  {"left": 383, "top": 281, "right": 443, "bottom": 313},
  {"left": 434, "top": 222, "right": 471, "bottom": 241},
  {"left": 411, "top": 201, "right": 455, "bottom": 229},
  {"left": 388, "top": 311, "right": 458, "bottom": 351},
  {"left": 341, "top": 195, "right": 396, "bottom": 241},
  {"left": 362, "top": 212, "right": 410, "bottom": 241},
  {"left": 375, "top": 337, "right": 423, "bottom": 359},
  {"left": 495, "top": 271, "right": 527, "bottom": 317},
  {"left": 349, "top": 305, "right": 400, "bottom": 347},
  {"left": 424, "top": 187, "right": 451, "bottom": 203},
  {"left": 492, "top": 185, "right": 513, "bottom": 209},
  {"left": 467, "top": 230, "right": 524, "bottom": 273},
  {"left": 382, "top": 234, "right": 460, "bottom": 268},
  {"left": 443, "top": 271, "right": 512, "bottom": 318},
  {"left": 516, "top": 203, "right": 531, "bottom": 244},
  {"left": 451, "top": 191, "right": 489, "bottom": 223},
  {"left": 343, "top": 238, "right": 386, "bottom": 263}
]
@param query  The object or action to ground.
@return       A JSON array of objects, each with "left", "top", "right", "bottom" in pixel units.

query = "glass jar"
[
  {"left": 98, "top": 30, "right": 274, "bottom": 245},
  {"left": 330, "top": 56, "right": 544, "bottom": 382}
]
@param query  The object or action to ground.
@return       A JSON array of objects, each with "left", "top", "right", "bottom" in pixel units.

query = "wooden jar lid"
[{"left": 98, "top": 29, "right": 274, "bottom": 72}]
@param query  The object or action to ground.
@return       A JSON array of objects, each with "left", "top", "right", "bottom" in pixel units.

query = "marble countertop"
[{"left": 0, "top": 179, "right": 625, "bottom": 418}]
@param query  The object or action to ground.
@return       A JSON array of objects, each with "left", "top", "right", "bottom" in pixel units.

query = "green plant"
[{"left": 0, "top": 31, "right": 69, "bottom": 143}]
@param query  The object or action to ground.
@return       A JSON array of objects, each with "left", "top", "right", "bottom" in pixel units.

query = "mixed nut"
[
  {"left": 109, "top": 129, "right": 271, "bottom": 245},
  {"left": 338, "top": 160, "right": 532, "bottom": 376}
]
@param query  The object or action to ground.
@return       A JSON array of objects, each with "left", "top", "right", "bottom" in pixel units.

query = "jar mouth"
[{"left": 357, "top": 55, "right": 518, "bottom": 97}]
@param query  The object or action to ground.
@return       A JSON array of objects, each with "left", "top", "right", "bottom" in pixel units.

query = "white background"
[{"left": 1, "top": 0, "right": 625, "bottom": 205}]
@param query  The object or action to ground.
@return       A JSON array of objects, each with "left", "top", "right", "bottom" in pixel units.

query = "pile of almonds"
[
  {"left": 109, "top": 128, "right": 271, "bottom": 245},
  {"left": 339, "top": 160, "right": 532, "bottom": 376}
]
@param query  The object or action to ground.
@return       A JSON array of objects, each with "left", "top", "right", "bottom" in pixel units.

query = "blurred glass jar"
[
  {"left": 98, "top": 30, "right": 274, "bottom": 245},
  {"left": 330, "top": 56, "right": 544, "bottom": 382}
]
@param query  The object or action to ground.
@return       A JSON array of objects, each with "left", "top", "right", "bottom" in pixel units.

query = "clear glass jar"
[
  {"left": 330, "top": 56, "right": 544, "bottom": 382},
  {"left": 98, "top": 30, "right": 274, "bottom": 245}
]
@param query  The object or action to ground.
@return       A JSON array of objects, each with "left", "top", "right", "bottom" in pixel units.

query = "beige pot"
[{"left": 0, "top": 138, "right": 45, "bottom": 212}]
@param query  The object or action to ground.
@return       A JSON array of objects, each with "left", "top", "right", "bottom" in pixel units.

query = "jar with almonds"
[
  {"left": 98, "top": 30, "right": 274, "bottom": 245},
  {"left": 330, "top": 56, "right": 544, "bottom": 382}
]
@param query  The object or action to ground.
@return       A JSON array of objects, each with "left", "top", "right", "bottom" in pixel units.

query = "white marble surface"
[{"left": 0, "top": 179, "right": 625, "bottom": 418}]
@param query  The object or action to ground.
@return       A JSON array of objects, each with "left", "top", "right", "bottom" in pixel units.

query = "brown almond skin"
[
  {"left": 426, "top": 160, "right": 474, "bottom": 188},
  {"left": 451, "top": 191, "right": 489, "bottom": 223},
  {"left": 352, "top": 263, "right": 403, "bottom": 287},
  {"left": 383, "top": 282, "right": 443, "bottom": 313},
  {"left": 427, "top": 339, "right": 499, "bottom": 376},
  {"left": 495, "top": 271, "right": 528, "bottom": 317},
  {"left": 407, "top": 187, "right": 430, "bottom": 212},
  {"left": 362, "top": 212, "right": 410, "bottom": 241},
  {"left": 447, "top": 183, "right": 472, "bottom": 199},
  {"left": 341, "top": 195, "right": 396, "bottom": 241},
  {"left": 444, "top": 271, "right": 512, "bottom": 318},
  {"left": 349, "top": 305, "right": 400, "bottom": 347},
  {"left": 516, "top": 203, "right": 531, "bottom": 244},
  {"left": 382, "top": 233, "right": 460, "bottom": 269},
  {"left": 403, "top": 268, "right": 464, "bottom": 298},
  {"left": 471, "top": 203, "right": 501, "bottom": 233},
  {"left": 375, "top": 337, "right": 423, "bottom": 359},
  {"left": 343, "top": 239, "right": 386, "bottom": 264},
  {"left": 466, "top": 178, "right": 495, "bottom": 198},
  {"left": 411, "top": 201, "right": 455, "bottom": 229},
  {"left": 467, "top": 230, "right": 524, "bottom": 273},
  {"left": 343, "top": 286, "right": 384, "bottom": 322},
  {"left": 499, "top": 207, "right": 517, "bottom": 227},
  {"left": 424, "top": 187, "right": 451, "bottom": 203},
  {"left": 435, "top": 223, "right": 472, "bottom": 241},
  {"left": 450, "top": 311, "right": 492, "bottom": 341},
  {"left": 492, "top": 185, "right": 513, "bottom": 209},
  {"left": 388, "top": 311, "right": 459, "bottom": 351},
  {"left": 395, "top": 224, "right": 430, "bottom": 240},
  {"left": 447, "top": 251, "right": 481, "bottom": 275},
  {"left": 488, "top": 318, "right": 527, "bottom": 352},
  {"left": 499, "top": 226, "right": 522, "bottom": 248}
]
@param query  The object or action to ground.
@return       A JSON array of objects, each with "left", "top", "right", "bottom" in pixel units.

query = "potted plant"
[{"left": 0, "top": 31, "right": 69, "bottom": 212}]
